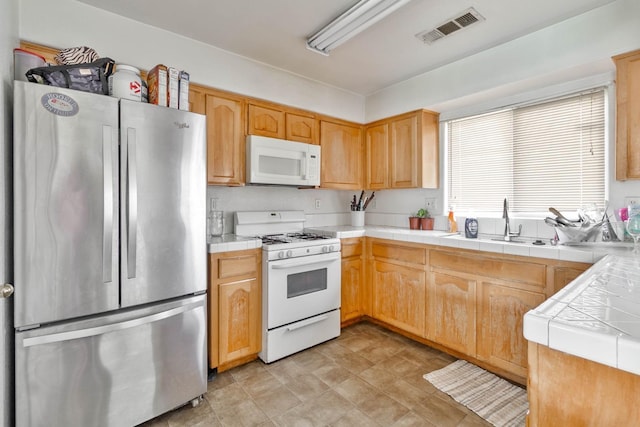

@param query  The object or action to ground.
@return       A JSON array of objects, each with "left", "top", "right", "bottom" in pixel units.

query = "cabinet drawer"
[
  {"left": 341, "top": 238, "right": 363, "bottom": 258},
  {"left": 371, "top": 241, "right": 426, "bottom": 265},
  {"left": 214, "top": 252, "right": 260, "bottom": 280},
  {"left": 430, "top": 250, "right": 546, "bottom": 287}
]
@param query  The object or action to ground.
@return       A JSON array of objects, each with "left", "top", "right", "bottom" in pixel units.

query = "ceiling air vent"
[{"left": 416, "top": 7, "right": 485, "bottom": 45}]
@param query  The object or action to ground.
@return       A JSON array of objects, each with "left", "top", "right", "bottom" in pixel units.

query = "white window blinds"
[{"left": 447, "top": 89, "right": 605, "bottom": 213}]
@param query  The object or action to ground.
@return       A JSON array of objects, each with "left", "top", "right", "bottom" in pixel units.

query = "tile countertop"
[
  {"left": 304, "top": 225, "right": 634, "bottom": 264},
  {"left": 207, "top": 234, "right": 262, "bottom": 253},
  {"left": 523, "top": 255, "right": 640, "bottom": 376}
]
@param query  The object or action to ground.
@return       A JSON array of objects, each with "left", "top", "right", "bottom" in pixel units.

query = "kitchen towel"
[{"left": 423, "top": 360, "right": 528, "bottom": 427}]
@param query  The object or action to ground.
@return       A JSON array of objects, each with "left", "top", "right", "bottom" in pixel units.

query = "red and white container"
[
  {"left": 14, "top": 48, "right": 46, "bottom": 82},
  {"left": 108, "top": 64, "right": 142, "bottom": 101}
]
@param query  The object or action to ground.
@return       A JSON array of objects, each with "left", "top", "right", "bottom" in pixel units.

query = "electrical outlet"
[
  {"left": 315, "top": 199, "right": 321, "bottom": 209},
  {"left": 425, "top": 198, "right": 436, "bottom": 212}
]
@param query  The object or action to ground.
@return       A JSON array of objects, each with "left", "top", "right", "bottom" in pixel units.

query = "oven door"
[{"left": 265, "top": 251, "right": 341, "bottom": 329}]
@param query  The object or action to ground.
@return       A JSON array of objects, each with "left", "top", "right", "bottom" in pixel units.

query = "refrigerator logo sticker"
[
  {"left": 41, "top": 93, "right": 79, "bottom": 117},
  {"left": 174, "top": 121, "right": 190, "bottom": 129}
]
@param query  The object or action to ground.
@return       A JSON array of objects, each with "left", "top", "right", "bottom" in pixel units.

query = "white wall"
[
  {"left": 19, "top": 0, "right": 365, "bottom": 123},
  {"left": 366, "top": 0, "right": 640, "bottom": 221}
]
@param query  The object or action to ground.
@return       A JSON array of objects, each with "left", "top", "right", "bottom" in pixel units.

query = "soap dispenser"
[{"left": 448, "top": 206, "right": 458, "bottom": 233}]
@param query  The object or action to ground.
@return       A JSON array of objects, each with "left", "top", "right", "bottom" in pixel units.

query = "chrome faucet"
[{"left": 503, "top": 197, "right": 522, "bottom": 242}]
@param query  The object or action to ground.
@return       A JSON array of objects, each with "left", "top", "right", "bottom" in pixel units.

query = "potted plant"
[
  {"left": 416, "top": 208, "right": 434, "bottom": 230},
  {"left": 408, "top": 212, "right": 421, "bottom": 230}
]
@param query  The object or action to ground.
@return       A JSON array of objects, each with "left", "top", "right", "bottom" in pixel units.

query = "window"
[{"left": 447, "top": 89, "right": 605, "bottom": 214}]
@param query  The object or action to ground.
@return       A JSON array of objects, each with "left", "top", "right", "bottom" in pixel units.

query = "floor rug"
[{"left": 423, "top": 360, "right": 528, "bottom": 427}]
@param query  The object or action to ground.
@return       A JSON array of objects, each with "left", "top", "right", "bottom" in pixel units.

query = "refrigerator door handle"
[
  {"left": 127, "top": 128, "right": 138, "bottom": 279},
  {"left": 21, "top": 300, "right": 202, "bottom": 347},
  {"left": 103, "top": 125, "right": 114, "bottom": 283}
]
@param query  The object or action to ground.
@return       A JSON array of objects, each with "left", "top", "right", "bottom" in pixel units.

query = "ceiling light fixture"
[{"left": 307, "top": 0, "right": 412, "bottom": 56}]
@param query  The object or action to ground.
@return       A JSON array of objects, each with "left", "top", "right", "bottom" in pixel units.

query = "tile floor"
[{"left": 140, "top": 322, "right": 494, "bottom": 426}]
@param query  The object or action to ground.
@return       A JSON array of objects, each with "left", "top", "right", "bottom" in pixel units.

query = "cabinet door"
[
  {"left": 372, "top": 260, "right": 426, "bottom": 337},
  {"left": 248, "top": 104, "right": 285, "bottom": 139},
  {"left": 429, "top": 271, "right": 476, "bottom": 355},
  {"left": 390, "top": 115, "right": 418, "bottom": 188},
  {"left": 614, "top": 49, "right": 640, "bottom": 180},
  {"left": 205, "top": 94, "right": 245, "bottom": 185},
  {"left": 341, "top": 257, "right": 363, "bottom": 323},
  {"left": 286, "top": 112, "right": 318, "bottom": 144},
  {"left": 320, "top": 120, "right": 363, "bottom": 189},
  {"left": 218, "top": 278, "right": 261, "bottom": 365},
  {"left": 365, "top": 123, "right": 389, "bottom": 189},
  {"left": 477, "top": 281, "right": 545, "bottom": 378},
  {"left": 552, "top": 266, "right": 588, "bottom": 294}
]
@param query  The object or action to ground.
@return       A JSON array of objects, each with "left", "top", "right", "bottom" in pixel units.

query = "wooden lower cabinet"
[
  {"left": 365, "top": 240, "right": 590, "bottom": 383},
  {"left": 428, "top": 270, "right": 476, "bottom": 355},
  {"left": 372, "top": 260, "right": 426, "bottom": 337},
  {"left": 476, "top": 281, "right": 545, "bottom": 378},
  {"left": 527, "top": 342, "right": 640, "bottom": 426},
  {"left": 341, "top": 238, "right": 365, "bottom": 324},
  {"left": 218, "top": 277, "right": 261, "bottom": 366},
  {"left": 209, "top": 249, "right": 261, "bottom": 371},
  {"left": 369, "top": 240, "right": 427, "bottom": 337}
]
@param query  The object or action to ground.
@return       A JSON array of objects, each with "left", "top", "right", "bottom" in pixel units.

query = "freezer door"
[
  {"left": 120, "top": 100, "right": 206, "bottom": 307},
  {"left": 13, "top": 81, "right": 119, "bottom": 328},
  {"left": 15, "top": 294, "right": 207, "bottom": 427}
]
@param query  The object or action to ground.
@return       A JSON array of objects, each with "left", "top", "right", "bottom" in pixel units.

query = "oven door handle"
[
  {"left": 271, "top": 256, "right": 339, "bottom": 270},
  {"left": 286, "top": 314, "right": 329, "bottom": 332}
]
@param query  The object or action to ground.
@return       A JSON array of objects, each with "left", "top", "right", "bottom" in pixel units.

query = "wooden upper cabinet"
[
  {"left": 614, "top": 49, "right": 640, "bottom": 180},
  {"left": 248, "top": 103, "right": 285, "bottom": 139},
  {"left": 365, "top": 110, "right": 439, "bottom": 190},
  {"left": 390, "top": 115, "right": 419, "bottom": 188},
  {"left": 320, "top": 120, "right": 363, "bottom": 189},
  {"left": 248, "top": 103, "right": 319, "bottom": 144},
  {"left": 204, "top": 89, "right": 245, "bottom": 186},
  {"left": 286, "top": 112, "right": 318, "bottom": 144},
  {"left": 365, "top": 123, "right": 389, "bottom": 189}
]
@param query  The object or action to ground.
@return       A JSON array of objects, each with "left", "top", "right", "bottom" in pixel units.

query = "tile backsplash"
[{"left": 207, "top": 185, "right": 558, "bottom": 240}]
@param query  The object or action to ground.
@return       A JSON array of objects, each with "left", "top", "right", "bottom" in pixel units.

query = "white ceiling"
[{"left": 77, "top": 0, "right": 616, "bottom": 96}]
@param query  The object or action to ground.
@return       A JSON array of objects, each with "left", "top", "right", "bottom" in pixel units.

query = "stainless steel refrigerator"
[{"left": 12, "top": 80, "right": 207, "bottom": 427}]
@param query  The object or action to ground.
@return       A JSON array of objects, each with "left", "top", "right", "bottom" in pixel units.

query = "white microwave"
[{"left": 246, "top": 135, "right": 321, "bottom": 187}]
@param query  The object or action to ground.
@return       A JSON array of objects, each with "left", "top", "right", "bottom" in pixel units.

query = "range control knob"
[
  {"left": 322, "top": 246, "right": 329, "bottom": 253},
  {"left": 286, "top": 250, "right": 293, "bottom": 258},
  {"left": 278, "top": 251, "right": 286, "bottom": 259}
]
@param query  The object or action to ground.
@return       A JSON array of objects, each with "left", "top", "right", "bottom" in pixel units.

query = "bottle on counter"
[{"left": 448, "top": 206, "right": 458, "bottom": 233}]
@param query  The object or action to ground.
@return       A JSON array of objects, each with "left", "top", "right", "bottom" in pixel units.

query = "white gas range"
[{"left": 235, "top": 211, "right": 341, "bottom": 363}]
